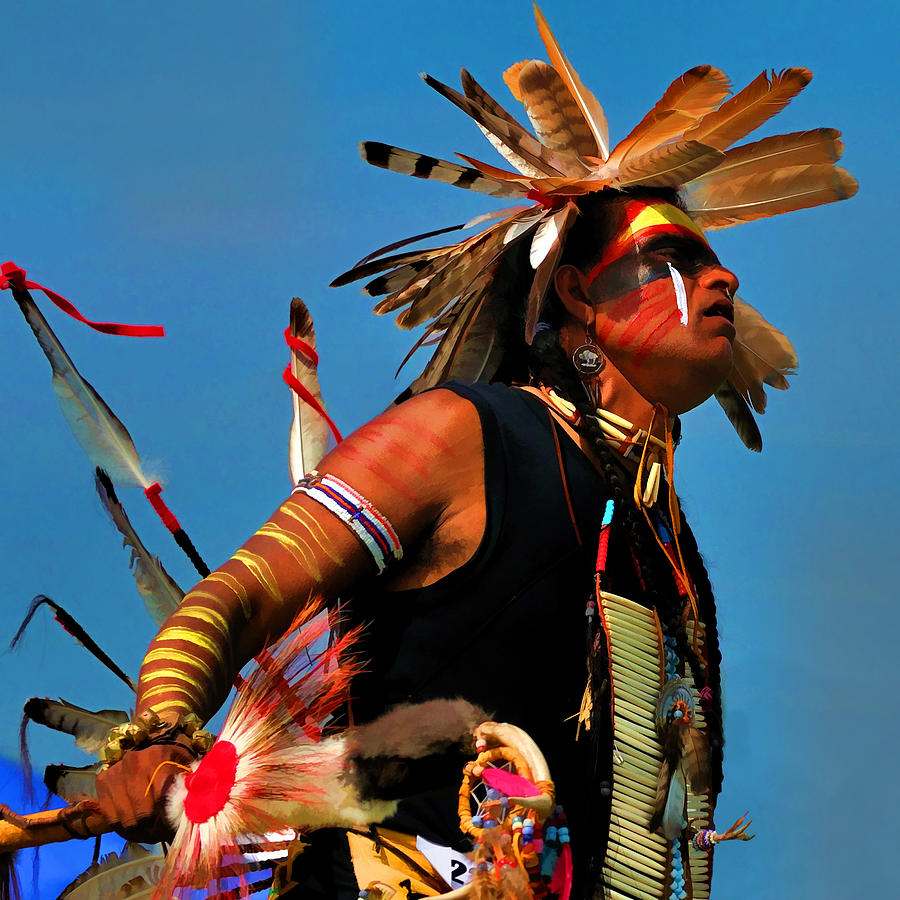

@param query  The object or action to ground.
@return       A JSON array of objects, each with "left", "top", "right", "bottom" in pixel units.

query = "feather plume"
[
  {"left": 508, "top": 60, "right": 596, "bottom": 167},
  {"left": 43, "top": 763, "right": 101, "bottom": 803},
  {"left": 95, "top": 468, "right": 183, "bottom": 626},
  {"left": 23, "top": 698, "right": 128, "bottom": 757},
  {"left": 679, "top": 724, "right": 710, "bottom": 794},
  {"left": 55, "top": 842, "right": 164, "bottom": 900},
  {"left": 10, "top": 596, "right": 136, "bottom": 692},
  {"left": 359, "top": 141, "right": 529, "bottom": 198},
  {"left": 421, "top": 73, "right": 567, "bottom": 176},
  {"left": 12, "top": 290, "right": 150, "bottom": 488},
  {"left": 534, "top": 5, "right": 610, "bottom": 159},
  {"left": 156, "top": 612, "right": 370, "bottom": 898},
  {"left": 683, "top": 67, "right": 812, "bottom": 150},
  {"left": 614, "top": 140, "right": 724, "bottom": 188},
  {"left": 730, "top": 297, "right": 798, "bottom": 412},
  {"left": 608, "top": 65, "right": 732, "bottom": 168},
  {"left": 715, "top": 382, "right": 763, "bottom": 451},
  {"left": 460, "top": 68, "right": 551, "bottom": 178},
  {"left": 525, "top": 203, "right": 578, "bottom": 342},
  {"left": 287, "top": 300, "right": 331, "bottom": 484},
  {"left": 686, "top": 163, "right": 857, "bottom": 230}
]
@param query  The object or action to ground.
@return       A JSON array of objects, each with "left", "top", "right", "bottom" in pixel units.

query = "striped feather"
[
  {"left": 422, "top": 73, "right": 567, "bottom": 176},
  {"left": 534, "top": 5, "right": 610, "bottom": 159},
  {"left": 460, "top": 67, "right": 550, "bottom": 179},
  {"left": 359, "top": 141, "right": 529, "bottom": 198},
  {"left": 44, "top": 762, "right": 101, "bottom": 802},
  {"left": 513, "top": 60, "right": 597, "bottom": 167}
]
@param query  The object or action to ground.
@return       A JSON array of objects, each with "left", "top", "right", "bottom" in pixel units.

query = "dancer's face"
[{"left": 582, "top": 199, "right": 739, "bottom": 413}]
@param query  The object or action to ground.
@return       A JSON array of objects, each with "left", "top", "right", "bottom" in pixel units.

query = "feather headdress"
[{"left": 333, "top": 4, "right": 856, "bottom": 448}]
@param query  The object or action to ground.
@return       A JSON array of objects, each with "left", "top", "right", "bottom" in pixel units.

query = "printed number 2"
[{"left": 450, "top": 860, "right": 468, "bottom": 887}]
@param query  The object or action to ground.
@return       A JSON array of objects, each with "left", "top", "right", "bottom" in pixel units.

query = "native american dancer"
[{"left": 0, "top": 6, "right": 855, "bottom": 900}]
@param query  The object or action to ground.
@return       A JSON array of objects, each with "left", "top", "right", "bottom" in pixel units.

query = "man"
[{"left": 93, "top": 8, "right": 855, "bottom": 898}]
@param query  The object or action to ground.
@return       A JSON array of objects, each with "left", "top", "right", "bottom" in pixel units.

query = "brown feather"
[
  {"left": 44, "top": 762, "right": 101, "bottom": 802},
  {"left": 534, "top": 4, "right": 609, "bottom": 159},
  {"left": 502, "top": 60, "right": 530, "bottom": 102},
  {"left": 608, "top": 65, "right": 732, "bottom": 168},
  {"left": 683, "top": 67, "right": 813, "bottom": 150},
  {"left": 731, "top": 297, "right": 798, "bottom": 412},
  {"left": 678, "top": 723, "right": 711, "bottom": 794},
  {"left": 614, "top": 140, "right": 724, "bottom": 188},
  {"left": 516, "top": 60, "right": 599, "bottom": 164},
  {"left": 715, "top": 382, "right": 763, "bottom": 451},
  {"left": 686, "top": 163, "right": 858, "bottom": 230}
]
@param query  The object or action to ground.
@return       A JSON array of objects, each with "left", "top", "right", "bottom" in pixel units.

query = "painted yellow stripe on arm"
[
  {"left": 144, "top": 649, "right": 215, "bottom": 681},
  {"left": 280, "top": 501, "right": 344, "bottom": 565},
  {"left": 254, "top": 522, "right": 323, "bottom": 582},
  {"left": 155, "top": 626, "right": 229, "bottom": 669},
  {"left": 146, "top": 699, "right": 195, "bottom": 715},
  {"left": 204, "top": 572, "right": 252, "bottom": 619},
  {"left": 141, "top": 682, "right": 204, "bottom": 704},
  {"left": 232, "top": 549, "right": 284, "bottom": 605},
  {"left": 170, "top": 605, "right": 231, "bottom": 638}
]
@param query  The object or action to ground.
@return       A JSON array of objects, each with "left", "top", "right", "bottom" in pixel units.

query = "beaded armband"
[
  {"left": 101, "top": 709, "right": 214, "bottom": 767},
  {"left": 292, "top": 472, "right": 403, "bottom": 574}
]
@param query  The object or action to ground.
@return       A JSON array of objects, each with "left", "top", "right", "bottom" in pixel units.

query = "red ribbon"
[
  {"left": 144, "top": 482, "right": 181, "bottom": 533},
  {"left": 1, "top": 260, "right": 165, "bottom": 337},
  {"left": 526, "top": 188, "right": 565, "bottom": 210},
  {"left": 283, "top": 326, "right": 342, "bottom": 445}
]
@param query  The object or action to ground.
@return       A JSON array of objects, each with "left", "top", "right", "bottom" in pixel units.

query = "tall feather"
[
  {"left": 43, "top": 763, "right": 102, "bottom": 803},
  {"left": 683, "top": 67, "right": 812, "bottom": 150},
  {"left": 95, "top": 468, "right": 183, "bottom": 626},
  {"left": 359, "top": 141, "right": 529, "bottom": 198},
  {"left": 10, "top": 596, "right": 136, "bottom": 692},
  {"left": 514, "top": 60, "right": 599, "bottom": 162},
  {"left": 714, "top": 382, "right": 763, "bottom": 451},
  {"left": 607, "top": 65, "right": 732, "bottom": 168},
  {"left": 23, "top": 698, "right": 128, "bottom": 757},
  {"left": 685, "top": 163, "right": 858, "bottom": 230},
  {"left": 534, "top": 5, "right": 610, "bottom": 159},
  {"left": 55, "top": 842, "right": 164, "bottom": 900},
  {"left": 11, "top": 289, "right": 150, "bottom": 488},
  {"left": 288, "top": 299, "right": 331, "bottom": 485}
]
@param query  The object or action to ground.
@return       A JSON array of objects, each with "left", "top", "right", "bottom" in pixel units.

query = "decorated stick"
[{"left": 0, "top": 262, "right": 210, "bottom": 578}]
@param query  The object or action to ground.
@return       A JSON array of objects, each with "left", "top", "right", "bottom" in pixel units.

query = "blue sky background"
[{"left": 0, "top": 1, "right": 895, "bottom": 896}]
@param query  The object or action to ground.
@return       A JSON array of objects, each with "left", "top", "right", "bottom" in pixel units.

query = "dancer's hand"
[{"left": 94, "top": 741, "right": 197, "bottom": 843}]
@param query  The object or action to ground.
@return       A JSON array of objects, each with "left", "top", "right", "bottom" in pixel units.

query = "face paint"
[
  {"left": 586, "top": 200, "right": 715, "bottom": 363},
  {"left": 667, "top": 262, "right": 689, "bottom": 327}
]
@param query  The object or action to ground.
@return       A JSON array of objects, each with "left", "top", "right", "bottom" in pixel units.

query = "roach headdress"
[{"left": 333, "top": 4, "right": 856, "bottom": 449}]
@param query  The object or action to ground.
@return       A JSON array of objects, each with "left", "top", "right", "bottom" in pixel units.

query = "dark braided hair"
[{"left": 513, "top": 189, "right": 726, "bottom": 797}]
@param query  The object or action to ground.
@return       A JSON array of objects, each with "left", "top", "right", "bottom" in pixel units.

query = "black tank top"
[{"left": 346, "top": 382, "right": 616, "bottom": 872}]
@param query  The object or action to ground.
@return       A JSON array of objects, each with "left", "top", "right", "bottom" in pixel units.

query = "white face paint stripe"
[{"left": 667, "top": 262, "right": 689, "bottom": 326}]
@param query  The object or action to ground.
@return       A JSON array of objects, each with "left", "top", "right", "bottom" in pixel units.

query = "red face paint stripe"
[
  {"left": 617, "top": 294, "right": 677, "bottom": 348},
  {"left": 634, "top": 311, "right": 681, "bottom": 364},
  {"left": 595, "top": 280, "right": 671, "bottom": 343}
]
